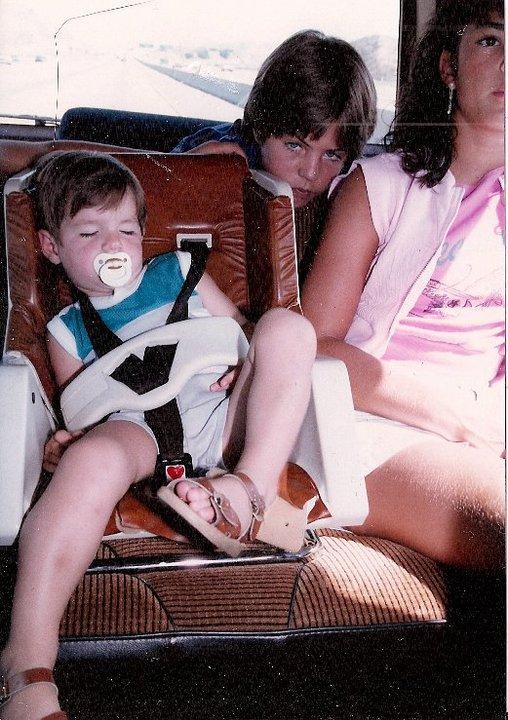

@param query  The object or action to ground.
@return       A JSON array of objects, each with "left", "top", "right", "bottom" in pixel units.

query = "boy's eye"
[
  {"left": 120, "top": 229, "right": 136, "bottom": 235},
  {"left": 79, "top": 231, "right": 97, "bottom": 238},
  {"left": 285, "top": 141, "right": 302, "bottom": 151},
  {"left": 325, "top": 150, "right": 347, "bottom": 162}
]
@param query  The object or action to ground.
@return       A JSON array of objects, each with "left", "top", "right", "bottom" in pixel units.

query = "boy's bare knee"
[
  {"left": 254, "top": 308, "right": 316, "bottom": 353},
  {"left": 60, "top": 432, "right": 135, "bottom": 486}
]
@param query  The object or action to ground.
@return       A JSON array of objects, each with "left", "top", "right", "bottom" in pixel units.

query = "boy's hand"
[
  {"left": 210, "top": 363, "right": 244, "bottom": 393},
  {"left": 43, "top": 429, "right": 84, "bottom": 472}
]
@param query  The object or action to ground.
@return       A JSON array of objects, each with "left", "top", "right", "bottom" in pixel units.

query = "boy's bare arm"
[
  {"left": 0, "top": 139, "right": 136, "bottom": 180},
  {"left": 47, "top": 333, "right": 85, "bottom": 388},
  {"left": 43, "top": 429, "right": 84, "bottom": 472},
  {"left": 195, "top": 272, "right": 248, "bottom": 328},
  {"left": 196, "top": 271, "right": 254, "bottom": 392},
  {"left": 43, "top": 334, "right": 86, "bottom": 471}
]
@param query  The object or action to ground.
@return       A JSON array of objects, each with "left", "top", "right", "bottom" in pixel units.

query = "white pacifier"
[{"left": 93, "top": 252, "right": 132, "bottom": 288}]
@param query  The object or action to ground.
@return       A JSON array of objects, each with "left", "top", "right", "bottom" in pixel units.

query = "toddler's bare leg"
[
  {"left": 177, "top": 308, "right": 317, "bottom": 530},
  {"left": 1, "top": 421, "right": 157, "bottom": 720},
  {"left": 351, "top": 439, "right": 504, "bottom": 570}
]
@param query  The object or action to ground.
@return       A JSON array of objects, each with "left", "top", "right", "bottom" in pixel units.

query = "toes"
[
  {"left": 175, "top": 480, "right": 192, "bottom": 500},
  {"left": 175, "top": 482, "right": 209, "bottom": 504},
  {"left": 187, "top": 490, "right": 215, "bottom": 521},
  {"left": 192, "top": 504, "right": 216, "bottom": 523},
  {"left": 174, "top": 482, "right": 215, "bottom": 522},
  {"left": 186, "top": 485, "right": 208, "bottom": 503}
]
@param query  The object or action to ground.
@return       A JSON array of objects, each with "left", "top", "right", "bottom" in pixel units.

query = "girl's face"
[
  {"left": 442, "top": 15, "right": 504, "bottom": 131},
  {"left": 260, "top": 122, "right": 347, "bottom": 207}
]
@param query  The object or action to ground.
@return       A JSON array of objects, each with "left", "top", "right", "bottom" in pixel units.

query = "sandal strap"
[
  {"left": 234, "top": 472, "right": 266, "bottom": 520},
  {"left": 202, "top": 472, "right": 266, "bottom": 540},
  {"left": 194, "top": 477, "right": 243, "bottom": 538},
  {"left": 1, "top": 667, "right": 58, "bottom": 705},
  {"left": 167, "top": 474, "right": 266, "bottom": 541},
  {"left": 233, "top": 472, "right": 266, "bottom": 539},
  {"left": 166, "top": 477, "right": 242, "bottom": 539}
]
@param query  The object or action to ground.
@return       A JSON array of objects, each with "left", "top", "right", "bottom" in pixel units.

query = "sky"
[
  {"left": 0, "top": 0, "right": 399, "bottom": 53},
  {"left": 0, "top": 0, "right": 399, "bottom": 127}
]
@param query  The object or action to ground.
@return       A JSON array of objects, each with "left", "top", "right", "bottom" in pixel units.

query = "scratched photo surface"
[{"left": 0, "top": 1, "right": 504, "bottom": 719}]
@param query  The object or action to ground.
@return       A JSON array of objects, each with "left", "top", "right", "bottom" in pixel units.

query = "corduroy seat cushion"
[{"left": 60, "top": 529, "right": 446, "bottom": 639}]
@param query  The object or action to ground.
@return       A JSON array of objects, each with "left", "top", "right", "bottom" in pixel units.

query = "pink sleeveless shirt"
[{"left": 383, "top": 167, "right": 504, "bottom": 386}]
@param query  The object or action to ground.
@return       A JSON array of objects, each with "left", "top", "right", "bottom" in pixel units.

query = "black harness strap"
[
  {"left": 76, "top": 242, "right": 210, "bottom": 485},
  {"left": 167, "top": 240, "right": 210, "bottom": 323}
]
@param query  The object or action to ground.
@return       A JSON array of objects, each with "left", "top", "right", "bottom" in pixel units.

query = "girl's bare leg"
[
  {"left": 1, "top": 421, "right": 157, "bottom": 720},
  {"left": 350, "top": 439, "right": 505, "bottom": 571},
  {"left": 177, "top": 309, "right": 317, "bottom": 529}
]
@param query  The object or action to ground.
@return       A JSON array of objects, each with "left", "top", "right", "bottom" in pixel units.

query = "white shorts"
[
  {"left": 355, "top": 411, "right": 440, "bottom": 477},
  {"left": 107, "top": 367, "right": 230, "bottom": 471}
]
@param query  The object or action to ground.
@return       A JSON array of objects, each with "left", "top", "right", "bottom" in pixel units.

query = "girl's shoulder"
[
  {"left": 355, "top": 152, "right": 414, "bottom": 208},
  {"left": 329, "top": 153, "right": 407, "bottom": 199},
  {"left": 356, "top": 151, "right": 405, "bottom": 178}
]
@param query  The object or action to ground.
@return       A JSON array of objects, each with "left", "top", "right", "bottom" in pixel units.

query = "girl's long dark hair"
[{"left": 386, "top": 0, "right": 503, "bottom": 187}]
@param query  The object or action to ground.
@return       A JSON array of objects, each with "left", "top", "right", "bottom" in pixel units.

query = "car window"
[{"left": 0, "top": 0, "right": 399, "bottom": 143}]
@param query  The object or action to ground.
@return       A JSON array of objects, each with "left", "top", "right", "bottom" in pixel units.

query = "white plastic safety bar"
[
  {"left": 291, "top": 358, "right": 368, "bottom": 528},
  {"left": 60, "top": 316, "right": 250, "bottom": 432},
  {"left": 0, "top": 357, "right": 55, "bottom": 545}
]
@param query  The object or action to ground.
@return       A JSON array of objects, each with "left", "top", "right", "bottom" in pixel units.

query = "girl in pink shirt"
[{"left": 303, "top": 0, "right": 504, "bottom": 571}]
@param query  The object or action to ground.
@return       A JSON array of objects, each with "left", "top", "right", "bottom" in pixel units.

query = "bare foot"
[{"left": 175, "top": 474, "right": 274, "bottom": 536}]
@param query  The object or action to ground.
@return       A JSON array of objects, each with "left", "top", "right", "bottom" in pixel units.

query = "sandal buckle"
[
  {"left": 250, "top": 498, "right": 264, "bottom": 522},
  {"left": 154, "top": 453, "right": 194, "bottom": 488}
]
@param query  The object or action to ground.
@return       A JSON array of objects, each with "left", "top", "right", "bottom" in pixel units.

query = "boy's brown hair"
[
  {"left": 242, "top": 30, "right": 377, "bottom": 164},
  {"left": 28, "top": 150, "right": 147, "bottom": 239}
]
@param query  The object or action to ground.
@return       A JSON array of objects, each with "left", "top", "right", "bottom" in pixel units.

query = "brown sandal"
[
  {"left": 0, "top": 667, "right": 68, "bottom": 719},
  {"left": 157, "top": 471, "right": 315, "bottom": 557}
]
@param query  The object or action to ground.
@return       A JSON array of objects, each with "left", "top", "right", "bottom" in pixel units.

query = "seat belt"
[{"left": 76, "top": 241, "right": 210, "bottom": 488}]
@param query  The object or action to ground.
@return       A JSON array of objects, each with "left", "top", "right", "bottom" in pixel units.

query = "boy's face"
[
  {"left": 260, "top": 122, "right": 346, "bottom": 207},
  {"left": 39, "top": 190, "right": 144, "bottom": 297}
]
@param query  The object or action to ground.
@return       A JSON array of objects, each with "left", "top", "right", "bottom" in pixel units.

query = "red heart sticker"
[{"left": 166, "top": 465, "right": 185, "bottom": 480}]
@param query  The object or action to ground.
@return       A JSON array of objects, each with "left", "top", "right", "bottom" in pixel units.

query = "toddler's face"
[
  {"left": 40, "top": 189, "right": 144, "bottom": 296},
  {"left": 260, "top": 122, "right": 346, "bottom": 207}
]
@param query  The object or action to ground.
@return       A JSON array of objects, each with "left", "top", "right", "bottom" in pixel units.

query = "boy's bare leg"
[
  {"left": 176, "top": 308, "right": 317, "bottom": 531},
  {"left": 1, "top": 421, "right": 157, "bottom": 720},
  {"left": 350, "top": 439, "right": 505, "bottom": 571}
]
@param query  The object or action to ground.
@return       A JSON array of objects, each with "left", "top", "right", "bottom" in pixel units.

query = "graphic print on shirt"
[
  {"left": 383, "top": 167, "right": 505, "bottom": 385},
  {"left": 409, "top": 170, "right": 504, "bottom": 319}
]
